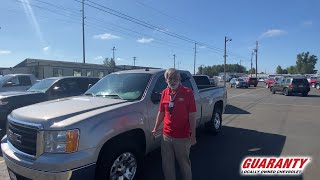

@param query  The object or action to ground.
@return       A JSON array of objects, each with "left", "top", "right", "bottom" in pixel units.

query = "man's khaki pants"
[{"left": 161, "top": 135, "right": 192, "bottom": 180}]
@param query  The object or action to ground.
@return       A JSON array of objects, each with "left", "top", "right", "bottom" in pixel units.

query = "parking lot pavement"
[{"left": 1, "top": 83, "right": 319, "bottom": 180}]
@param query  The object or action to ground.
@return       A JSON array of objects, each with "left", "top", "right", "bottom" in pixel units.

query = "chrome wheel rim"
[
  {"left": 110, "top": 152, "right": 137, "bottom": 180},
  {"left": 214, "top": 112, "right": 221, "bottom": 130}
]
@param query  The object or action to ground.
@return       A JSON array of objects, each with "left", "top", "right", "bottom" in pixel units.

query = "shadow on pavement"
[
  {"left": 140, "top": 126, "right": 302, "bottom": 180},
  {"left": 224, "top": 105, "right": 251, "bottom": 115}
]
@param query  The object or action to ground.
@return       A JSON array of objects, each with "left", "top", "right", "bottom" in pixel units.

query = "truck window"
[
  {"left": 181, "top": 73, "right": 193, "bottom": 90},
  {"left": 152, "top": 75, "right": 167, "bottom": 94},
  {"left": 19, "top": 76, "right": 32, "bottom": 86}
]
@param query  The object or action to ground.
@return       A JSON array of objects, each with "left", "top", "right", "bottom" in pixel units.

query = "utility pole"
[
  {"left": 82, "top": 0, "right": 86, "bottom": 63},
  {"left": 224, "top": 36, "right": 232, "bottom": 87},
  {"left": 194, "top": 43, "right": 197, "bottom": 75},
  {"left": 111, "top": 46, "right": 116, "bottom": 60},
  {"left": 255, "top": 41, "right": 258, "bottom": 78},
  {"left": 173, "top": 54, "right": 176, "bottom": 68},
  {"left": 133, "top": 57, "right": 137, "bottom": 68},
  {"left": 250, "top": 51, "right": 254, "bottom": 77}
]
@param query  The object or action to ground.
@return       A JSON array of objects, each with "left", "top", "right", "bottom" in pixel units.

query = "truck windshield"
[
  {"left": 85, "top": 73, "right": 152, "bottom": 100},
  {"left": 0, "top": 75, "right": 12, "bottom": 84},
  {"left": 27, "top": 79, "right": 56, "bottom": 93}
]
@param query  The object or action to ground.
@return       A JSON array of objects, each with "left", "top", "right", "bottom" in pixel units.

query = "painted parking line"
[{"left": 228, "top": 88, "right": 265, "bottom": 99}]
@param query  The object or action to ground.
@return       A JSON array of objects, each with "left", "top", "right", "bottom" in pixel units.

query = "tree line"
[{"left": 276, "top": 52, "right": 318, "bottom": 74}]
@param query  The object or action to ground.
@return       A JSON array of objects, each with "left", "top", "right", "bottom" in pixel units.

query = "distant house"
[{"left": 1, "top": 59, "right": 160, "bottom": 79}]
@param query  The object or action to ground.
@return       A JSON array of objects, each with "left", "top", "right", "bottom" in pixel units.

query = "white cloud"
[
  {"left": 302, "top": 21, "right": 313, "bottom": 26},
  {"left": 137, "top": 37, "right": 154, "bottom": 44},
  {"left": 94, "top": 56, "right": 104, "bottom": 60},
  {"left": 261, "top": 29, "right": 287, "bottom": 38},
  {"left": 0, "top": 50, "right": 11, "bottom": 55},
  {"left": 43, "top": 46, "right": 50, "bottom": 51},
  {"left": 94, "top": 33, "right": 121, "bottom": 40},
  {"left": 116, "top": 58, "right": 125, "bottom": 62}
]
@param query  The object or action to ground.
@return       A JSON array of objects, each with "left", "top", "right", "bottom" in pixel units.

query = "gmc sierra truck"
[{"left": 1, "top": 69, "right": 227, "bottom": 180}]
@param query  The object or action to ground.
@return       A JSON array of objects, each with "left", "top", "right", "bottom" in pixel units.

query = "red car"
[
  {"left": 245, "top": 77, "right": 258, "bottom": 87},
  {"left": 308, "top": 77, "right": 317, "bottom": 87},
  {"left": 265, "top": 78, "right": 275, "bottom": 88}
]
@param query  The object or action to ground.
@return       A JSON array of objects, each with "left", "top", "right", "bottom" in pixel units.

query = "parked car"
[
  {"left": 0, "top": 76, "right": 99, "bottom": 133},
  {"left": 265, "top": 78, "right": 275, "bottom": 88},
  {"left": 1, "top": 69, "right": 227, "bottom": 180},
  {"left": 307, "top": 77, "right": 317, "bottom": 88},
  {"left": 270, "top": 77, "right": 310, "bottom": 96},
  {"left": 246, "top": 77, "right": 258, "bottom": 87},
  {"left": 0, "top": 74, "right": 37, "bottom": 92},
  {"left": 230, "top": 78, "right": 248, "bottom": 88},
  {"left": 258, "top": 77, "right": 265, "bottom": 82}
]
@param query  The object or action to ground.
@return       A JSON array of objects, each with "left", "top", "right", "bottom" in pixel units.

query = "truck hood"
[
  {"left": 0, "top": 91, "right": 42, "bottom": 99},
  {"left": 10, "top": 96, "right": 131, "bottom": 127}
]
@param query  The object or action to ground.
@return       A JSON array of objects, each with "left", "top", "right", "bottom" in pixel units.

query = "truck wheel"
[
  {"left": 95, "top": 141, "right": 143, "bottom": 180},
  {"left": 283, "top": 88, "right": 289, "bottom": 96},
  {"left": 205, "top": 107, "right": 222, "bottom": 135}
]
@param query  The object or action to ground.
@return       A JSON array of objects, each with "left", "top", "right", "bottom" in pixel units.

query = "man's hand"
[
  {"left": 151, "top": 129, "right": 157, "bottom": 136},
  {"left": 190, "top": 135, "right": 197, "bottom": 146}
]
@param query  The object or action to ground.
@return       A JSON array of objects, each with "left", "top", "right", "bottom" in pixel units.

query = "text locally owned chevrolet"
[{"left": 1, "top": 69, "right": 227, "bottom": 180}]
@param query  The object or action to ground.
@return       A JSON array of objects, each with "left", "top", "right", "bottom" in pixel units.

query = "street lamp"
[{"left": 224, "top": 36, "right": 232, "bottom": 87}]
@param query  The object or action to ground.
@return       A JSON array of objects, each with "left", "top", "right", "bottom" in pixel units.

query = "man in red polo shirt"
[{"left": 152, "top": 68, "right": 197, "bottom": 180}]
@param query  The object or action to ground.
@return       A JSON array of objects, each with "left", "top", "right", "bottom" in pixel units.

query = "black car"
[
  {"left": 270, "top": 77, "right": 310, "bottom": 96},
  {"left": 0, "top": 76, "right": 99, "bottom": 133}
]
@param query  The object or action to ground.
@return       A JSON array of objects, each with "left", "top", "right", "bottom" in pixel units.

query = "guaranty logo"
[{"left": 240, "top": 157, "right": 311, "bottom": 175}]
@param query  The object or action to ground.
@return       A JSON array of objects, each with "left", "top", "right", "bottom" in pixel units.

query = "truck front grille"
[{"left": 7, "top": 121, "right": 38, "bottom": 156}]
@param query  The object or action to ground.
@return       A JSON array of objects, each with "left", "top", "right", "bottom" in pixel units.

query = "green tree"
[
  {"left": 287, "top": 66, "right": 297, "bottom": 74},
  {"left": 276, "top": 65, "right": 283, "bottom": 74},
  {"left": 103, "top": 58, "right": 116, "bottom": 69},
  {"left": 295, "top": 52, "right": 318, "bottom": 74}
]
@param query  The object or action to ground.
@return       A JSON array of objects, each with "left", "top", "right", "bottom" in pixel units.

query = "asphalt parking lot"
[{"left": 1, "top": 82, "right": 320, "bottom": 180}]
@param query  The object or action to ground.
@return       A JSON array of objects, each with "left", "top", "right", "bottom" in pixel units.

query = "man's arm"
[
  {"left": 152, "top": 111, "right": 164, "bottom": 136},
  {"left": 189, "top": 112, "right": 197, "bottom": 145}
]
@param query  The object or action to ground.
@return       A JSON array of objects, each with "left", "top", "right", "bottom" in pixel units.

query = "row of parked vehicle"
[
  {"left": 0, "top": 74, "right": 100, "bottom": 132},
  {"left": 229, "top": 77, "right": 258, "bottom": 88}
]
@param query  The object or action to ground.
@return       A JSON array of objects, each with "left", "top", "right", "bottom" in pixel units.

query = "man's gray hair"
[{"left": 164, "top": 68, "right": 181, "bottom": 79}]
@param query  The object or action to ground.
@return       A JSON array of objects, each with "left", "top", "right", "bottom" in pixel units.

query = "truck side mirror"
[{"left": 151, "top": 92, "right": 161, "bottom": 103}]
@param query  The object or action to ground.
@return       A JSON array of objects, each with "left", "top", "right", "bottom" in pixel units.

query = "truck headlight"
[
  {"left": 0, "top": 101, "right": 8, "bottom": 106},
  {"left": 44, "top": 129, "right": 79, "bottom": 153}
]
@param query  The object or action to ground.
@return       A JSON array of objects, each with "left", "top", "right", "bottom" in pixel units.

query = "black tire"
[
  {"left": 205, "top": 107, "right": 222, "bottom": 135},
  {"left": 272, "top": 88, "right": 276, "bottom": 94},
  {"left": 283, "top": 88, "right": 289, "bottom": 96},
  {"left": 95, "top": 139, "right": 143, "bottom": 180}
]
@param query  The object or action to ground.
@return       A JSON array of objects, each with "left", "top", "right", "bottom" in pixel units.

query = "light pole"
[{"left": 224, "top": 36, "right": 232, "bottom": 87}]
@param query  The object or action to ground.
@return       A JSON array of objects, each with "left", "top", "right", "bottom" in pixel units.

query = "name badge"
[{"left": 169, "top": 102, "right": 174, "bottom": 108}]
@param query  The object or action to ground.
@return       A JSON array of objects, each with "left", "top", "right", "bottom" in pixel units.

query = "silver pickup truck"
[{"left": 1, "top": 69, "right": 227, "bottom": 180}]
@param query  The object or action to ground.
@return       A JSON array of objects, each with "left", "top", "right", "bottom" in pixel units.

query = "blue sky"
[{"left": 0, "top": 0, "right": 319, "bottom": 74}]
